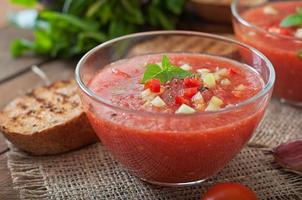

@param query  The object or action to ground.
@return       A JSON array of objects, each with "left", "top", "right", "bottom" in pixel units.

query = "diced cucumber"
[
  {"left": 220, "top": 78, "right": 231, "bottom": 86},
  {"left": 141, "top": 89, "right": 156, "bottom": 101},
  {"left": 209, "top": 96, "right": 224, "bottom": 107},
  {"left": 192, "top": 92, "right": 204, "bottom": 103},
  {"left": 180, "top": 64, "right": 192, "bottom": 71},
  {"left": 202, "top": 73, "right": 216, "bottom": 88},
  {"left": 151, "top": 96, "right": 166, "bottom": 107},
  {"left": 175, "top": 104, "right": 196, "bottom": 114}
]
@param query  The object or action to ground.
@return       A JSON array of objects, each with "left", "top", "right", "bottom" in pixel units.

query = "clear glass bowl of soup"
[
  {"left": 232, "top": 0, "right": 302, "bottom": 106},
  {"left": 75, "top": 31, "right": 275, "bottom": 186}
]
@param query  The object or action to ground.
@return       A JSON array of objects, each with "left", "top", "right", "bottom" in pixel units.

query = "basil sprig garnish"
[
  {"left": 142, "top": 55, "right": 192, "bottom": 84},
  {"left": 280, "top": 7, "right": 302, "bottom": 27}
]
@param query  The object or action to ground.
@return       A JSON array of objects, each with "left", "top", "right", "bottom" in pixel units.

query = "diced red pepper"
[
  {"left": 175, "top": 96, "right": 190, "bottom": 105},
  {"left": 268, "top": 26, "right": 294, "bottom": 36},
  {"left": 184, "top": 77, "right": 202, "bottom": 88},
  {"left": 145, "top": 78, "right": 161, "bottom": 93},
  {"left": 229, "top": 68, "right": 237, "bottom": 76},
  {"left": 183, "top": 87, "right": 198, "bottom": 98}
]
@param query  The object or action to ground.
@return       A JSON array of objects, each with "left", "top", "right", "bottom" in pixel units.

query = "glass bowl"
[
  {"left": 232, "top": 0, "right": 302, "bottom": 106},
  {"left": 75, "top": 31, "right": 275, "bottom": 186}
]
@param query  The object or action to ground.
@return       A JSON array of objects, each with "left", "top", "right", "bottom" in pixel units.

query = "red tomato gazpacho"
[
  {"left": 86, "top": 54, "right": 267, "bottom": 184},
  {"left": 233, "top": 1, "right": 302, "bottom": 104}
]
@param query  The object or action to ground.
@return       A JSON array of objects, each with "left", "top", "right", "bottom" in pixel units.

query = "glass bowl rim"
[
  {"left": 231, "top": 0, "right": 302, "bottom": 41},
  {"left": 75, "top": 30, "right": 275, "bottom": 117}
]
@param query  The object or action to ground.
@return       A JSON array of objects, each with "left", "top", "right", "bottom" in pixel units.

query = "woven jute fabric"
[{"left": 6, "top": 98, "right": 302, "bottom": 200}]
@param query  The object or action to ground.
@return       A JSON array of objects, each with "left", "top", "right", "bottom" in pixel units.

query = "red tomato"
[
  {"left": 183, "top": 87, "right": 198, "bottom": 98},
  {"left": 184, "top": 77, "right": 202, "bottom": 87},
  {"left": 145, "top": 78, "right": 161, "bottom": 93},
  {"left": 229, "top": 68, "right": 237, "bottom": 76},
  {"left": 175, "top": 96, "right": 190, "bottom": 105},
  {"left": 201, "top": 182, "right": 258, "bottom": 200}
]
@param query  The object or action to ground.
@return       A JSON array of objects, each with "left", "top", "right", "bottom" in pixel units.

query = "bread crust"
[{"left": 0, "top": 80, "right": 98, "bottom": 155}]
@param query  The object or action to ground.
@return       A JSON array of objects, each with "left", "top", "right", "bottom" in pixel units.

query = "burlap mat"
[{"left": 5, "top": 98, "right": 302, "bottom": 200}]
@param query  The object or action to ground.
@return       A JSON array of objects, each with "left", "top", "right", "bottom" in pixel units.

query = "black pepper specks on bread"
[{"left": 0, "top": 80, "right": 98, "bottom": 155}]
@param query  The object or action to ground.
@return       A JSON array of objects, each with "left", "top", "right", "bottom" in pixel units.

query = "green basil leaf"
[
  {"left": 142, "top": 55, "right": 193, "bottom": 84},
  {"left": 142, "top": 64, "right": 162, "bottom": 83},
  {"left": 153, "top": 70, "right": 169, "bottom": 83},
  {"left": 162, "top": 55, "right": 171, "bottom": 69},
  {"left": 168, "top": 67, "right": 192, "bottom": 80},
  {"left": 280, "top": 14, "right": 302, "bottom": 27}
]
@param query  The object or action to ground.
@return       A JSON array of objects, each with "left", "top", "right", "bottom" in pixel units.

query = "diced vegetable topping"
[
  {"left": 180, "top": 64, "right": 192, "bottom": 71},
  {"left": 209, "top": 96, "right": 224, "bottom": 107},
  {"left": 234, "top": 84, "right": 246, "bottom": 91},
  {"left": 175, "top": 96, "right": 190, "bottom": 105},
  {"left": 151, "top": 96, "right": 166, "bottom": 107},
  {"left": 295, "top": 28, "right": 302, "bottom": 38},
  {"left": 184, "top": 77, "right": 202, "bottom": 87},
  {"left": 192, "top": 92, "right": 204, "bottom": 104},
  {"left": 205, "top": 96, "right": 224, "bottom": 111},
  {"left": 140, "top": 55, "right": 245, "bottom": 113},
  {"left": 197, "top": 68, "right": 210, "bottom": 75},
  {"left": 183, "top": 87, "right": 199, "bottom": 98},
  {"left": 215, "top": 68, "right": 229, "bottom": 77},
  {"left": 202, "top": 73, "right": 216, "bottom": 88},
  {"left": 263, "top": 6, "right": 278, "bottom": 15},
  {"left": 145, "top": 78, "right": 161, "bottom": 93},
  {"left": 229, "top": 68, "right": 237, "bottom": 76},
  {"left": 141, "top": 89, "right": 156, "bottom": 101},
  {"left": 175, "top": 104, "right": 196, "bottom": 114},
  {"left": 221, "top": 78, "right": 231, "bottom": 86}
]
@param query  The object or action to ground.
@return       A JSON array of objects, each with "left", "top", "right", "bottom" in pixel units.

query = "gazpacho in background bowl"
[
  {"left": 75, "top": 31, "right": 275, "bottom": 186},
  {"left": 232, "top": 0, "right": 302, "bottom": 106}
]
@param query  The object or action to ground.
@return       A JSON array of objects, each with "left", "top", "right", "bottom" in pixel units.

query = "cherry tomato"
[
  {"left": 145, "top": 78, "right": 161, "bottom": 93},
  {"left": 184, "top": 77, "right": 202, "bottom": 87},
  {"left": 183, "top": 87, "right": 199, "bottom": 98},
  {"left": 175, "top": 95, "right": 190, "bottom": 105},
  {"left": 201, "top": 182, "right": 258, "bottom": 200}
]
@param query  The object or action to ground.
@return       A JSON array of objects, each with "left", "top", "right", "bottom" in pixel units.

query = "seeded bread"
[{"left": 0, "top": 80, "right": 98, "bottom": 155}]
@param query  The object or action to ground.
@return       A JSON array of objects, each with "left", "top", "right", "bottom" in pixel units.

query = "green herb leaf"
[
  {"left": 142, "top": 64, "right": 162, "bottom": 83},
  {"left": 162, "top": 55, "right": 171, "bottom": 69},
  {"left": 280, "top": 14, "right": 302, "bottom": 27},
  {"left": 142, "top": 55, "right": 192, "bottom": 83},
  {"left": 298, "top": 49, "right": 302, "bottom": 59},
  {"left": 10, "top": 0, "right": 37, "bottom": 7},
  {"left": 10, "top": 39, "right": 34, "bottom": 57}
]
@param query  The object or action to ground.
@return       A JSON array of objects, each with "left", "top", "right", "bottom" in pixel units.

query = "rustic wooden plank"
[
  {"left": 0, "top": 153, "right": 19, "bottom": 200},
  {"left": 0, "top": 59, "right": 76, "bottom": 109},
  {"left": 0, "top": 26, "right": 46, "bottom": 83}
]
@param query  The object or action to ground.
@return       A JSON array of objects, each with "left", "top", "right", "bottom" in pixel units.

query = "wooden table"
[{"left": 0, "top": 2, "right": 233, "bottom": 199}]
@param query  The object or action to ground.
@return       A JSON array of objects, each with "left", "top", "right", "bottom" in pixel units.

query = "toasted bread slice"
[{"left": 0, "top": 80, "right": 98, "bottom": 155}]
